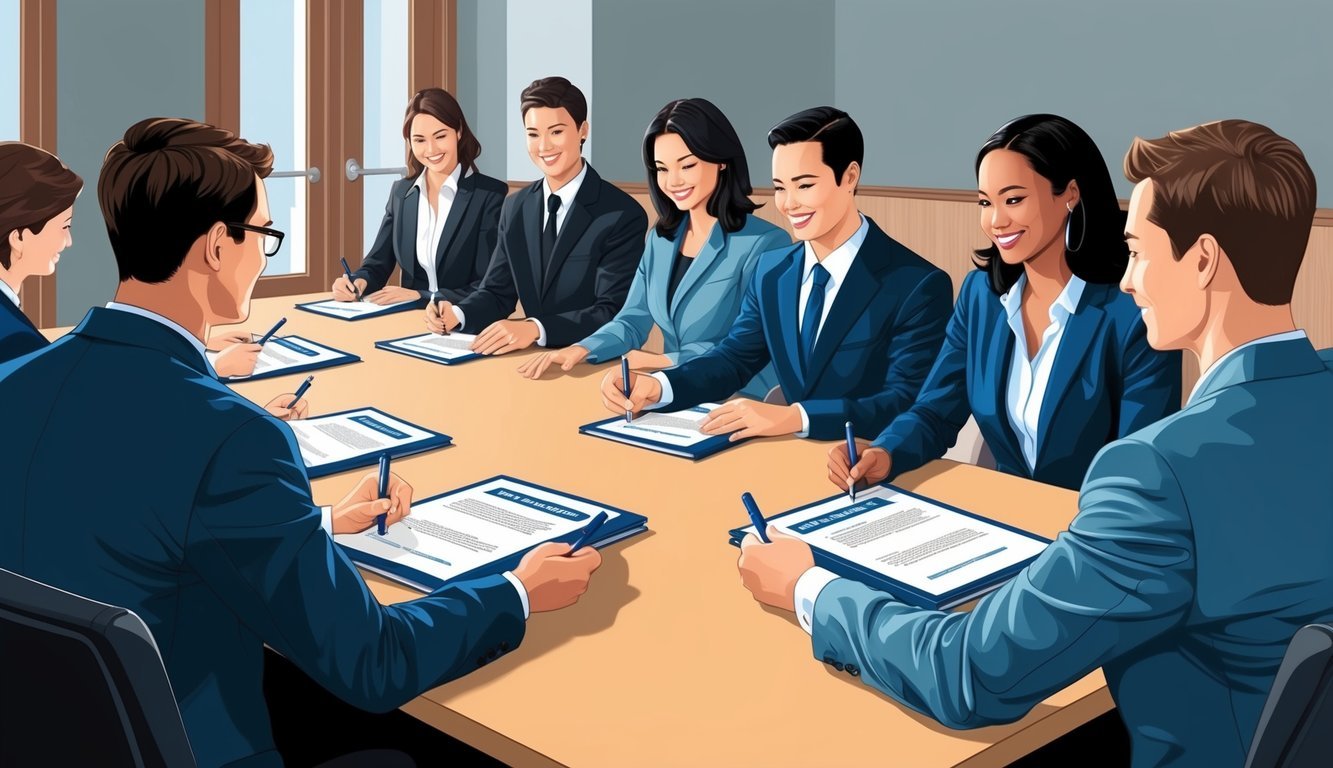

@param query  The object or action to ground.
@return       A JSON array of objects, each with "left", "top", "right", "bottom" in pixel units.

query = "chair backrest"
[
  {"left": 941, "top": 414, "right": 995, "bottom": 470},
  {"left": 0, "top": 567, "right": 196, "bottom": 768},
  {"left": 1245, "top": 623, "right": 1333, "bottom": 768}
]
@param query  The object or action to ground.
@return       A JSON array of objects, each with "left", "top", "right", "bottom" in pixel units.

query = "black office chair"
[
  {"left": 1245, "top": 623, "right": 1333, "bottom": 768},
  {"left": 0, "top": 567, "right": 196, "bottom": 768}
]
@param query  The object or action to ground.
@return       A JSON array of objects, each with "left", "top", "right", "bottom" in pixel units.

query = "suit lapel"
[
  {"left": 766, "top": 244, "right": 806, "bottom": 392},
  {"left": 397, "top": 181, "right": 422, "bottom": 282},
  {"left": 801, "top": 253, "right": 879, "bottom": 397},
  {"left": 979, "top": 301, "right": 1024, "bottom": 468},
  {"left": 669, "top": 222, "right": 724, "bottom": 320},
  {"left": 521, "top": 186, "right": 544, "bottom": 296},
  {"left": 0, "top": 293, "right": 39, "bottom": 334},
  {"left": 432, "top": 176, "right": 475, "bottom": 275},
  {"left": 1033, "top": 287, "right": 1107, "bottom": 469},
  {"left": 541, "top": 177, "right": 597, "bottom": 298}
]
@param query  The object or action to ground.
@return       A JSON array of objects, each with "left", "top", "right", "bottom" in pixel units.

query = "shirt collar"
[
  {"left": 104, "top": 301, "right": 215, "bottom": 376},
  {"left": 998, "top": 274, "right": 1087, "bottom": 321},
  {"left": 801, "top": 214, "right": 869, "bottom": 286},
  {"left": 1188, "top": 329, "right": 1309, "bottom": 403},
  {"left": 0, "top": 279, "right": 19, "bottom": 309},
  {"left": 413, "top": 162, "right": 465, "bottom": 196},
  {"left": 543, "top": 160, "right": 588, "bottom": 209}
]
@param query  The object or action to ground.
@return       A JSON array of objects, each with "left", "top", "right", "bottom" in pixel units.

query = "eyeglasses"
[{"left": 225, "top": 222, "right": 285, "bottom": 257}]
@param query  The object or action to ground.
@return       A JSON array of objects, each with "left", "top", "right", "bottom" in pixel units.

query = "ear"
[
  {"left": 1064, "top": 179, "right": 1081, "bottom": 208},
  {"left": 1193, "top": 234, "right": 1222, "bottom": 290},
  {"left": 579, "top": 121, "right": 590, "bottom": 146},
  {"left": 6, "top": 229, "right": 22, "bottom": 260},
  {"left": 841, "top": 161, "right": 861, "bottom": 192},
  {"left": 202, "top": 222, "right": 230, "bottom": 274}
]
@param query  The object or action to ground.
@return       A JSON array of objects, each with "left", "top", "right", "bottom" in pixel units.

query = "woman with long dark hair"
[
  {"left": 517, "top": 97, "right": 789, "bottom": 397},
  {"left": 332, "top": 87, "right": 507, "bottom": 309},
  {"left": 829, "top": 114, "right": 1182, "bottom": 491}
]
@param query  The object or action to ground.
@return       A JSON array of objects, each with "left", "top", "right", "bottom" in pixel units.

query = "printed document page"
[
  {"left": 289, "top": 409, "right": 434, "bottom": 470},
  {"left": 207, "top": 335, "right": 346, "bottom": 378},
  {"left": 382, "top": 332, "right": 481, "bottom": 361},
  {"left": 302, "top": 298, "right": 417, "bottom": 317},
  {"left": 595, "top": 404, "right": 721, "bottom": 447}
]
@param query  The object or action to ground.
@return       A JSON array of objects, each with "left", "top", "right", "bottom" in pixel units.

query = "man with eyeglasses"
[{"left": 0, "top": 117, "right": 604, "bottom": 767}]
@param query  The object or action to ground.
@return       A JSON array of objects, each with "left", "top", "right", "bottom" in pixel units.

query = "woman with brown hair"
[
  {"left": 331, "top": 87, "right": 508, "bottom": 308},
  {"left": 0, "top": 141, "right": 82, "bottom": 365}
]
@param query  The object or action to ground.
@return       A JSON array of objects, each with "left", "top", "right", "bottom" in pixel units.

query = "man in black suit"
[{"left": 428, "top": 76, "right": 648, "bottom": 355}]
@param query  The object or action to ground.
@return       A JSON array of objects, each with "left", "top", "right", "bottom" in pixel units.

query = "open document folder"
[
  {"left": 729, "top": 484, "right": 1050, "bottom": 610},
  {"left": 579, "top": 404, "right": 747, "bottom": 460},
  {"left": 336, "top": 476, "right": 649, "bottom": 592},
  {"left": 375, "top": 332, "right": 482, "bottom": 365},
  {"left": 288, "top": 407, "right": 452, "bottom": 478},
  {"left": 295, "top": 296, "right": 422, "bottom": 320},
  {"left": 208, "top": 335, "right": 360, "bottom": 382}
]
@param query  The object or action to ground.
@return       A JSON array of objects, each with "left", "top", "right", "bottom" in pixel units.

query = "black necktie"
[
  {"left": 542, "top": 194, "right": 562, "bottom": 274},
  {"left": 800, "top": 263, "right": 831, "bottom": 367}
]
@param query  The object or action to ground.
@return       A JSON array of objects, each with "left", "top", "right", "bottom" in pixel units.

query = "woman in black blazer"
[{"left": 332, "top": 88, "right": 507, "bottom": 306}]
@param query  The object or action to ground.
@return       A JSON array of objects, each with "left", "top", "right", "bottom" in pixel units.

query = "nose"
[
  {"left": 989, "top": 206, "right": 1010, "bottom": 229},
  {"left": 538, "top": 134, "right": 554, "bottom": 153},
  {"left": 779, "top": 190, "right": 800, "bottom": 213},
  {"left": 667, "top": 167, "right": 683, "bottom": 189},
  {"left": 1119, "top": 260, "right": 1135, "bottom": 294}
]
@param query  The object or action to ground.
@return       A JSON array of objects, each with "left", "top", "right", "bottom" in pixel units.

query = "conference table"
[{"left": 53, "top": 292, "right": 1113, "bottom": 767}]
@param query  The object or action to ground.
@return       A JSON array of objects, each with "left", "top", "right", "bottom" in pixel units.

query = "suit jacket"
[
  {"left": 872, "top": 269, "right": 1183, "bottom": 489},
  {"left": 660, "top": 218, "right": 952, "bottom": 440},
  {"left": 0, "top": 293, "right": 46, "bottom": 365},
  {"left": 811, "top": 336, "right": 1333, "bottom": 767},
  {"left": 578, "top": 215, "right": 790, "bottom": 399},
  {"left": 351, "top": 170, "right": 508, "bottom": 303},
  {"left": 454, "top": 163, "right": 649, "bottom": 347},
  {"left": 0, "top": 308, "right": 526, "bottom": 768}
]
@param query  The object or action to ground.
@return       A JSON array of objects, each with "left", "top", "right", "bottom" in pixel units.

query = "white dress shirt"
[
  {"left": 651, "top": 215, "right": 870, "bottom": 437},
  {"left": 1187, "top": 329, "right": 1309, "bottom": 405},
  {"left": 101, "top": 302, "right": 531, "bottom": 617},
  {"left": 0, "top": 279, "right": 20, "bottom": 310},
  {"left": 413, "top": 164, "right": 465, "bottom": 295},
  {"left": 999, "top": 274, "right": 1087, "bottom": 471},
  {"left": 453, "top": 160, "right": 588, "bottom": 349}
]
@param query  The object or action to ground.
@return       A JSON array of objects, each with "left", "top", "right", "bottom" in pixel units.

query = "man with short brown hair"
[{"left": 735, "top": 118, "right": 1333, "bottom": 767}]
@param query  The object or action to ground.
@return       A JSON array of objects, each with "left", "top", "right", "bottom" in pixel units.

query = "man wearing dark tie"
[
  {"left": 428, "top": 76, "right": 648, "bottom": 355},
  {"left": 600, "top": 107, "right": 952, "bottom": 441}
]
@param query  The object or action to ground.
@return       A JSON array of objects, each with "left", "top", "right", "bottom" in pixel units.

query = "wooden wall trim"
[
  {"left": 408, "top": 0, "right": 455, "bottom": 95},
  {"left": 19, "top": 0, "right": 58, "bottom": 328},
  {"left": 204, "top": 0, "right": 240, "bottom": 133}
]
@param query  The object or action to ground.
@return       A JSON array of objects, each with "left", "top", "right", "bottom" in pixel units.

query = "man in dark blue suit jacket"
[
  {"left": 602, "top": 107, "right": 951, "bottom": 442},
  {"left": 0, "top": 117, "right": 602, "bottom": 768}
]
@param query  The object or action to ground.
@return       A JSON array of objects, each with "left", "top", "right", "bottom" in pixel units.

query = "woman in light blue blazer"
[
  {"left": 828, "top": 114, "right": 1182, "bottom": 491},
  {"left": 517, "top": 98, "right": 789, "bottom": 398}
]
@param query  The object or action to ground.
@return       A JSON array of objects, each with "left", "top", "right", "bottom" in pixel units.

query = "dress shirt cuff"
[
  {"left": 320, "top": 506, "right": 333, "bottom": 536},
  {"left": 794, "top": 566, "right": 840, "bottom": 634},
  {"left": 451, "top": 306, "right": 468, "bottom": 332},
  {"left": 501, "top": 571, "right": 531, "bottom": 619},
  {"left": 795, "top": 403, "right": 811, "bottom": 438},
  {"left": 527, "top": 318, "right": 548, "bottom": 347},
  {"left": 647, "top": 371, "right": 674, "bottom": 410}
]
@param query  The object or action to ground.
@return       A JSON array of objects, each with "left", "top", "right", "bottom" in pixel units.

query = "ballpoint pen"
[
  {"left": 741, "top": 492, "right": 770, "bottom": 543},
  {"left": 339, "top": 258, "right": 361, "bottom": 301},
  {"left": 565, "top": 511, "right": 609, "bottom": 555},
  {"left": 845, "top": 420, "right": 858, "bottom": 503},
  {"left": 255, "top": 317, "right": 287, "bottom": 346},
  {"left": 620, "top": 355, "right": 633, "bottom": 423},
  {"left": 287, "top": 375, "right": 314, "bottom": 408},
  {"left": 376, "top": 453, "right": 391, "bottom": 535}
]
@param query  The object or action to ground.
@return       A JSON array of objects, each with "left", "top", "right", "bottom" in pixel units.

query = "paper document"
[
  {"left": 289, "top": 408, "right": 442, "bottom": 473},
  {"left": 336, "top": 477, "right": 627, "bottom": 585},
  {"left": 208, "top": 335, "right": 354, "bottom": 380},
  {"left": 377, "top": 332, "right": 481, "bottom": 364},
  {"left": 595, "top": 405, "right": 719, "bottom": 447},
  {"left": 764, "top": 486, "right": 1046, "bottom": 596},
  {"left": 296, "top": 297, "right": 419, "bottom": 320}
]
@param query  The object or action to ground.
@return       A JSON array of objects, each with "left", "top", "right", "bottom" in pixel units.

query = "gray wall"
[
  {"left": 832, "top": 0, "right": 1331, "bottom": 199},
  {"left": 590, "top": 0, "right": 835, "bottom": 186},
  {"left": 455, "top": 0, "right": 508, "bottom": 180},
  {"left": 56, "top": 0, "right": 205, "bottom": 326}
]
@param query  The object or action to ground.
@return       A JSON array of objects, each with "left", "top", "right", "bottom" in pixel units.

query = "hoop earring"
[{"left": 1065, "top": 201, "right": 1086, "bottom": 253}]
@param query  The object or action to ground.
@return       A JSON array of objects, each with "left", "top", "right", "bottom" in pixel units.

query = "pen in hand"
[
  {"left": 620, "top": 356, "right": 633, "bottom": 423},
  {"left": 287, "top": 375, "right": 314, "bottom": 409},
  {"left": 565, "top": 511, "right": 609, "bottom": 556},
  {"left": 741, "top": 492, "right": 770, "bottom": 544},
  {"left": 340, "top": 258, "right": 361, "bottom": 301},
  {"left": 255, "top": 316, "right": 287, "bottom": 346},
  {"left": 844, "top": 420, "right": 858, "bottom": 503},
  {"left": 376, "top": 453, "right": 391, "bottom": 535}
]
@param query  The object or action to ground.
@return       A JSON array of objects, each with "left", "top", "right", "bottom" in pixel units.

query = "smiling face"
[
  {"left": 524, "top": 106, "right": 587, "bottom": 185},
  {"left": 977, "top": 148, "right": 1077, "bottom": 266},
  {"left": 771, "top": 141, "right": 857, "bottom": 243},
  {"left": 653, "top": 132, "right": 721, "bottom": 213},
  {"left": 410, "top": 112, "right": 461, "bottom": 177},
  {"left": 1121, "top": 178, "right": 1207, "bottom": 351},
  {"left": 12, "top": 205, "right": 75, "bottom": 278}
]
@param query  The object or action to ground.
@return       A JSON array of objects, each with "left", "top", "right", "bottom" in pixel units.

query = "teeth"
[
  {"left": 997, "top": 232, "right": 1021, "bottom": 245},
  {"left": 791, "top": 213, "right": 813, "bottom": 224}
]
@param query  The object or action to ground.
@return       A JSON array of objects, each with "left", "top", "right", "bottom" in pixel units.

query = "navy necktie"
[
  {"left": 542, "top": 194, "right": 562, "bottom": 274},
  {"left": 800, "top": 263, "right": 831, "bottom": 367}
]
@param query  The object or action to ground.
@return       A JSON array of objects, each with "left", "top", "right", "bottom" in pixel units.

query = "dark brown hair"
[
  {"left": 402, "top": 88, "right": 481, "bottom": 178},
  {"left": 520, "top": 77, "right": 588, "bottom": 144},
  {"left": 99, "top": 117, "right": 273, "bottom": 283},
  {"left": 0, "top": 143, "right": 84, "bottom": 269},
  {"left": 1124, "top": 119, "right": 1316, "bottom": 305}
]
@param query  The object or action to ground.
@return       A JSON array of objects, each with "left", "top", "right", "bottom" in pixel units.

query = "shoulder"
[
  {"left": 598, "top": 179, "right": 648, "bottom": 220},
  {"left": 958, "top": 268, "right": 996, "bottom": 302},
  {"left": 733, "top": 216, "right": 791, "bottom": 250},
  {"left": 865, "top": 222, "right": 946, "bottom": 281},
  {"left": 467, "top": 171, "right": 510, "bottom": 199},
  {"left": 500, "top": 181, "right": 538, "bottom": 215},
  {"left": 756, "top": 241, "right": 801, "bottom": 275}
]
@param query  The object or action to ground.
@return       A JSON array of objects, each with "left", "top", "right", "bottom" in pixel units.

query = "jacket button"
[
  {"left": 476, "top": 657, "right": 486, "bottom": 667},
  {"left": 846, "top": 664, "right": 860, "bottom": 677},
  {"left": 488, "top": 649, "right": 499, "bottom": 660},
  {"left": 832, "top": 662, "right": 844, "bottom": 672},
  {"left": 500, "top": 642, "right": 510, "bottom": 652},
  {"left": 823, "top": 656, "right": 836, "bottom": 666}
]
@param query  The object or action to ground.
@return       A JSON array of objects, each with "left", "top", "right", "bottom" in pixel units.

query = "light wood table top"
[{"left": 50, "top": 294, "right": 1111, "bottom": 767}]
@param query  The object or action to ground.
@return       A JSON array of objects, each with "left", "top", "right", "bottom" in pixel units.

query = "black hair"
[
  {"left": 642, "top": 98, "right": 760, "bottom": 237},
  {"left": 972, "top": 114, "right": 1128, "bottom": 294},
  {"left": 766, "top": 106, "right": 863, "bottom": 186}
]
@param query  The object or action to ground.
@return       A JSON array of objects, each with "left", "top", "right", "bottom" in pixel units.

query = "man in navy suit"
[
  {"left": 430, "top": 76, "right": 648, "bottom": 355},
  {"left": 736, "top": 119, "right": 1333, "bottom": 767},
  {"left": 0, "top": 117, "right": 603, "bottom": 768},
  {"left": 601, "top": 107, "right": 951, "bottom": 441}
]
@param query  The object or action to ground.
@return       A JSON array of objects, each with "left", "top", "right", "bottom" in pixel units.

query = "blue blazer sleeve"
[
  {"left": 810, "top": 438, "right": 1194, "bottom": 728},
  {"left": 800, "top": 268, "right": 953, "bottom": 441},
  {"left": 870, "top": 279, "right": 974, "bottom": 476},
  {"left": 1117, "top": 317, "right": 1183, "bottom": 436},
  {"left": 457, "top": 194, "right": 524, "bottom": 333},
  {"left": 660, "top": 261, "right": 774, "bottom": 409},
  {"left": 437, "top": 187, "right": 504, "bottom": 305},
  {"left": 352, "top": 187, "right": 400, "bottom": 294},
  {"left": 577, "top": 231, "right": 655, "bottom": 363},
  {"left": 188, "top": 417, "right": 526, "bottom": 713}
]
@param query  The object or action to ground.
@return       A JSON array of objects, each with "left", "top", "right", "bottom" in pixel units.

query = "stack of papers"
[
  {"left": 209, "top": 335, "right": 360, "bottom": 382},
  {"left": 336, "top": 476, "right": 649, "bottom": 591},
  {"left": 296, "top": 297, "right": 422, "bottom": 321},
  {"left": 728, "top": 484, "right": 1050, "bottom": 610},
  {"left": 375, "top": 332, "right": 482, "bottom": 365},
  {"left": 579, "top": 404, "right": 744, "bottom": 460},
  {"left": 288, "top": 407, "right": 452, "bottom": 477}
]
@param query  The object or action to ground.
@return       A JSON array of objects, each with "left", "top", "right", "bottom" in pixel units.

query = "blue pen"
[
  {"left": 255, "top": 316, "right": 287, "bottom": 346},
  {"left": 287, "top": 375, "right": 314, "bottom": 408},
  {"left": 565, "top": 511, "right": 609, "bottom": 555},
  {"left": 339, "top": 257, "right": 361, "bottom": 300},
  {"left": 620, "top": 356, "right": 633, "bottom": 423},
  {"left": 376, "top": 453, "right": 391, "bottom": 535},
  {"left": 845, "top": 420, "right": 858, "bottom": 503},
  {"left": 741, "top": 492, "right": 771, "bottom": 544}
]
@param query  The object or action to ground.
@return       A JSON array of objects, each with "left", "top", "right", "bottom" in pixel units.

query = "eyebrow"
[
  {"left": 773, "top": 173, "right": 819, "bottom": 183},
  {"left": 1123, "top": 232, "right": 1137, "bottom": 241},
  {"left": 528, "top": 123, "right": 569, "bottom": 131},
  {"left": 997, "top": 185, "right": 1027, "bottom": 195}
]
